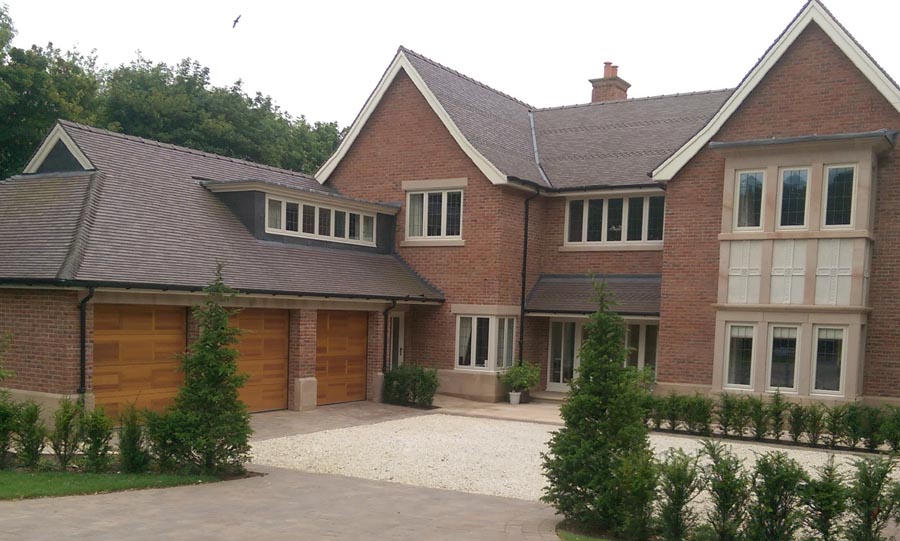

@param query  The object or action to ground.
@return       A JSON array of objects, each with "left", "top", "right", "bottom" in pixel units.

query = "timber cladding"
[{"left": 316, "top": 310, "right": 368, "bottom": 405}]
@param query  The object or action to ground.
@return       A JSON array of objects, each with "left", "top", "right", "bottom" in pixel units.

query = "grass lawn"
[
  {"left": 557, "top": 531, "right": 613, "bottom": 541},
  {"left": 0, "top": 471, "right": 218, "bottom": 500}
]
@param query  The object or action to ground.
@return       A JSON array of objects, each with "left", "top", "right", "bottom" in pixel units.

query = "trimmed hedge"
[{"left": 382, "top": 365, "right": 439, "bottom": 408}]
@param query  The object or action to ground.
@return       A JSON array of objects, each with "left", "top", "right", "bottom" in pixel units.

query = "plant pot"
[{"left": 509, "top": 391, "right": 522, "bottom": 405}]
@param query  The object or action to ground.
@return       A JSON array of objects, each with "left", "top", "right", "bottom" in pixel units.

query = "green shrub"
[
  {"left": 664, "top": 393, "right": 683, "bottom": 431},
  {"left": 845, "top": 456, "right": 898, "bottom": 541},
  {"left": 825, "top": 404, "right": 848, "bottom": 449},
  {"left": 648, "top": 395, "right": 665, "bottom": 430},
  {"left": 767, "top": 391, "right": 789, "bottom": 441},
  {"left": 542, "top": 283, "right": 653, "bottom": 534},
  {"left": 80, "top": 407, "right": 113, "bottom": 472},
  {"left": 499, "top": 361, "right": 540, "bottom": 393},
  {"left": 0, "top": 394, "right": 19, "bottom": 469},
  {"left": 0, "top": 332, "right": 12, "bottom": 383},
  {"left": 880, "top": 405, "right": 900, "bottom": 453},
  {"left": 732, "top": 396, "right": 753, "bottom": 438},
  {"left": 788, "top": 403, "right": 806, "bottom": 444},
  {"left": 383, "top": 364, "right": 440, "bottom": 407},
  {"left": 717, "top": 394, "right": 740, "bottom": 436},
  {"left": 144, "top": 409, "right": 190, "bottom": 473},
  {"left": 806, "top": 403, "right": 827, "bottom": 447},
  {"left": 118, "top": 405, "right": 151, "bottom": 473},
  {"left": 748, "top": 396, "right": 768, "bottom": 441},
  {"left": 746, "top": 451, "right": 807, "bottom": 541},
  {"left": 801, "top": 456, "right": 847, "bottom": 541},
  {"left": 857, "top": 405, "right": 884, "bottom": 452},
  {"left": 683, "top": 394, "right": 714, "bottom": 436},
  {"left": 615, "top": 448, "right": 658, "bottom": 541},
  {"left": 845, "top": 403, "right": 867, "bottom": 449},
  {"left": 700, "top": 439, "right": 749, "bottom": 541},
  {"left": 48, "top": 398, "right": 82, "bottom": 469},
  {"left": 657, "top": 448, "right": 703, "bottom": 541},
  {"left": 14, "top": 401, "right": 46, "bottom": 469}
]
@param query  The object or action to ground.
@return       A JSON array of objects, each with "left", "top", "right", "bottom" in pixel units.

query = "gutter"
[
  {"left": 382, "top": 300, "right": 397, "bottom": 374},
  {"left": 77, "top": 287, "right": 95, "bottom": 402},
  {"left": 518, "top": 186, "right": 541, "bottom": 364},
  {"left": 507, "top": 176, "right": 663, "bottom": 193}
]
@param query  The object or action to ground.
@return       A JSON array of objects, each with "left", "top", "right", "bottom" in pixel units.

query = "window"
[
  {"left": 768, "top": 326, "right": 798, "bottom": 391},
  {"left": 566, "top": 195, "right": 664, "bottom": 245},
  {"left": 265, "top": 196, "right": 376, "bottom": 246},
  {"left": 550, "top": 321, "right": 577, "bottom": 385},
  {"left": 624, "top": 322, "right": 659, "bottom": 374},
  {"left": 735, "top": 171, "right": 764, "bottom": 229},
  {"left": 813, "top": 327, "right": 845, "bottom": 394},
  {"left": 456, "top": 315, "right": 516, "bottom": 371},
  {"left": 725, "top": 324, "right": 754, "bottom": 388},
  {"left": 824, "top": 166, "right": 855, "bottom": 227},
  {"left": 407, "top": 190, "right": 463, "bottom": 239},
  {"left": 778, "top": 169, "right": 808, "bottom": 228}
]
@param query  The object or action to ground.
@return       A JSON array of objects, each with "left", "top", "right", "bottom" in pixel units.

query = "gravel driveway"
[{"left": 251, "top": 413, "right": 869, "bottom": 502}]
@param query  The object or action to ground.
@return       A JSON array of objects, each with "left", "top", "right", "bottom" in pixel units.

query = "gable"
[
  {"left": 23, "top": 123, "right": 94, "bottom": 174},
  {"left": 653, "top": 0, "right": 900, "bottom": 181}
]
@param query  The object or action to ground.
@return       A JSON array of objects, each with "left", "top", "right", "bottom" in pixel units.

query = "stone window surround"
[{"left": 401, "top": 178, "right": 467, "bottom": 247}]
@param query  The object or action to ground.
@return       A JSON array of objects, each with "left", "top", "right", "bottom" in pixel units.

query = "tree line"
[{"left": 0, "top": 6, "right": 343, "bottom": 179}]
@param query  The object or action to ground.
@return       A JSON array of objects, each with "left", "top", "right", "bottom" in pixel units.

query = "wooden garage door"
[
  {"left": 93, "top": 304, "right": 187, "bottom": 419},
  {"left": 316, "top": 311, "right": 368, "bottom": 405},
  {"left": 230, "top": 308, "right": 288, "bottom": 412}
]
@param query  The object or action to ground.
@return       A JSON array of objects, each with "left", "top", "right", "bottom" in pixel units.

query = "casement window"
[
  {"left": 823, "top": 165, "right": 855, "bottom": 227},
  {"left": 566, "top": 195, "right": 664, "bottom": 245},
  {"left": 407, "top": 190, "right": 463, "bottom": 239},
  {"left": 625, "top": 322, "right": 659, "bottom": 374},
  {"left": 767, "top": 325, "right": 799, "bottom": 391},
  {"left": 777, "top": 168, "right": 809, "bottom": 228},
  {"left": 456, "top": 315, "right": 515, "bottom": 371},
  {"left": 265, "top": 196, "right": 376, "bottom": 246},
  {"left": 735, "top": 171, "right": 764, "bottom": 229},
  {"left": 725, "top": 324, "right": 755, "bottom": 388},
  {"left": 813, "top": 327, "right": 846, "bottom": 394}
]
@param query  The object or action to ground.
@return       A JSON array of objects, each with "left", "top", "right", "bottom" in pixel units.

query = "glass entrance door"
[
  {"left": 548, "top": 320, "right": 581, "bottom": 392},
  {"left": 389, "top": 312, "right": 405, "bottom": 370}
]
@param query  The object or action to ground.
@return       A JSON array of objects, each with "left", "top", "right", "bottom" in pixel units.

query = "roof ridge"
[
  {"left": 535, "top": 88, "right": 735, "bottom": 112},
  {"left": 398, "top": 46, "right": 535, "bottom": 109},
  {"left": 57, "top": 171, "right": 105, "bottom": 280},
  {"left": 57, "top": 120, "right": 318, "bottom": 181}
]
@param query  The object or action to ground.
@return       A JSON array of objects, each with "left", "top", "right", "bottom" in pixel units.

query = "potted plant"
[{"left": 501, "top": 361, "right": 541, "bottom": 405}]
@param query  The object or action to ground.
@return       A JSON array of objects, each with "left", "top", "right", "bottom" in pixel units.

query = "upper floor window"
[
  {"left": 777, "top": 168, "right": 808, "bottom": 228},
  {"left": 456, "top": 315, "right": 515, "bottom": 371},
  {"left": 735, "top": 171, "right": 764, "bottom": 229},
  {"left": 823, "top": 165, "right": 855, "bottom": 227},
  {"left": 407, "top": 190, "right": 463, "bottom": 239},
  {"left": 566, "top": 194, "right": 664, "bottom": 245},
  {"left": 265, "top": 196, "right": 376, "bottom": 246}
]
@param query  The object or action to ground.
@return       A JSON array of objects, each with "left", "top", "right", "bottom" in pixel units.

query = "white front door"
[
  {"left": 547, "top": 320, "right": 582, "bottom": 392},
  {"left": 389, "top": 312, "right": 405, "bottom": 370}
]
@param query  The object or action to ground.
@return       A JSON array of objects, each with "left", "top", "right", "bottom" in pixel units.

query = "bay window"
[
  {"left": 767, "top": 325, "right": 799, "bottom": 391},
  {"left": 823, "top": 165, "right": 855, "bottom": 227},
  {"left": 735, "top": 171, "right": 764, "bottom": 229},
  {"left": 456, "top": 315, "right": 516, "bottom": 371},
  {"left": 407, "top": 189, "right": 463, "bottom": 239},
  {"left": 813, "top": 327, "right": 845, "bottom": 394},
  {"left": 566, "top": 194, "right": 664, "bottom": 245},
  {"left": 725, "top": 324, "right": 755, "bottom": 388},
  {"left": 778, "top": 169, "right": 808, "bottom": 228}
]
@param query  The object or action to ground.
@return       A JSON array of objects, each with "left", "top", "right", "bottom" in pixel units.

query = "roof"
[
  {"left": 525, "top": 274, "right": 661, "bottom": 316},
  {"left": 653, "top": 0, "right": 900, "bottom": 181},
  {"left": 1, "top": 121, "right": 442, "bottom": 301}
]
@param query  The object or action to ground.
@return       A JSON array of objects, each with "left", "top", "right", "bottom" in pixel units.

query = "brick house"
[{"left": 2, "top": 0, "right": 900, "bottom": 412}]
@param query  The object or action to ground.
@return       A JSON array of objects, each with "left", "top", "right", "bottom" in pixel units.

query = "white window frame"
[
  {"left": 264, "top": 195, "right": 376, "bottom": 247},
  {"left": 811, "top": 325, "right": 848, "bottom": 396},
  {"left": 775, "top": 167, "right": 811, "bottom": 230},
  {"left": 563, "top": 194, "right": 665, "bottom": 246},
  {"left": 733, "top": 170, "right": 766, "bottom": 231},
  {"left": 406, "top": 189, "right": 464, "bottom": 240},
  {"left": 455, "top": 315, "right": 515, "bottom": 372},
  {"left": 623, "top": 320, "right": 659, "bottom": 375},
  {"left": 765, "top": 324, "right": 801, "bottom": 393},
  {"left": 547, "top": 319, "right": 583, "bottom": 392},
  {"left": 724, "top": 323, "right": 757, "bottom": 390},
  {"left": 821, "top": 164, "right": 857, "bottom": 230}
]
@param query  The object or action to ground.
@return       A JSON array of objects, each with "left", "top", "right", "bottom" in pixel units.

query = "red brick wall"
[
  {"left": 288, "top": 308, "right": 317, "bottom": 407},
  {"left": 0, "top": 289, "right": 85, "bottom": 395},
  {"left": 659, "top": 22, "right": 900, "bottom": 393},
  {"left": 366, "top": 310, "right": 383, "bottom": 400}
]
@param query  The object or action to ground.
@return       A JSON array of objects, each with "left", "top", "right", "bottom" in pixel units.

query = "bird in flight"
[{"left": 233, "top": 14, "right": 241, "bottom": 28}]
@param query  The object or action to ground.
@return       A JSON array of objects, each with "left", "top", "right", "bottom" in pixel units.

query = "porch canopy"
[{"left": 525, "top": 274, "right": 661, "bottom": 317}]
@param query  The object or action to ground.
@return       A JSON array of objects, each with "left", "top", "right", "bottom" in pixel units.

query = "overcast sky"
[{"left": 5, "top": 1, "right": 899, "bottom": 127}]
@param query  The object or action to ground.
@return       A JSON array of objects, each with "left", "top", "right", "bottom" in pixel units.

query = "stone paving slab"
[{"left": 0, "top": 466, "right": 559, "bottom": 541}]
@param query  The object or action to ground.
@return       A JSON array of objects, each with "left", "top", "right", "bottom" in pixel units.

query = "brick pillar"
[
  {"left": 288, "top": 308, "right": 318, "bottom": 410},
  {"left": 367, "top": 310, "right": 386, "bottom": 402}
]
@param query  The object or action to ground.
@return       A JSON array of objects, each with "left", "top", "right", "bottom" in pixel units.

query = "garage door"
[
  {"left": 229, "top": 308, "right": 288, "bottom": 412},
  {"left": 316, "top": 311, "right": 368, "bottom": 405},
  {"left": 93, "top": 304, "right": 288, "bottom": 417},
  {"left": 93, "top": 304, "right": 187, "bottom": 419}
]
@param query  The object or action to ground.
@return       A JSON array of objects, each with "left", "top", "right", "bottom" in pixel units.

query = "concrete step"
[{"left": 529, "top": 391, "right": 567, "bottom": 404}]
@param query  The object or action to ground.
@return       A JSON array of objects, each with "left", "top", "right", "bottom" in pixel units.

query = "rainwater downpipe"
[
  {"left": 518, "top": 187, "right": 540, "bottom": 365},
  {"left": 382, "top": 300, "right": 397, "bottom": 373},
  {"left": 78, "top": 286, "right": 95, "bottom": 404}
]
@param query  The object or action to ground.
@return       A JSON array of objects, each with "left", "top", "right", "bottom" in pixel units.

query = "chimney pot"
[{"left": 590, "top": 61, "right": 630, "bottom": 103}]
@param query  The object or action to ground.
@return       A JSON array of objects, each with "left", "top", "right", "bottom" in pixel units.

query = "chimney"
[{"left": 590, "top": 61, "right": 631, "bottom": 103}]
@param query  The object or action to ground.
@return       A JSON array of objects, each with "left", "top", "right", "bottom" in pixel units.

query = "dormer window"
[{"left": 265, "top": 195, "right": 376, "bottom": 246}]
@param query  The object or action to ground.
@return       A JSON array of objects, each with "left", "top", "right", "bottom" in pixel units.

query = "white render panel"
[
  {"left": 728, "top": 241, "right": 763, "bottom": 304},
  {"left": 815, "top": 239, "right": 853, "bottom": 305},
  {"left": 770, "top": 240, "right": 807, "bottom": 304}
]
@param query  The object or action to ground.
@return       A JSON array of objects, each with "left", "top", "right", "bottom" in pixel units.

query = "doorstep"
[
  {"left": 529, "top": 391, "right": 567, "bottom": 404},
  {"left": 432, "top": 394, "right": 563, "bottom": 426}
]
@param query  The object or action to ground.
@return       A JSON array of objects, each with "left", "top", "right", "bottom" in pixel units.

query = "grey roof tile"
[{"left": 526, "top": 274, "right": 661, "bottom": 315}]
